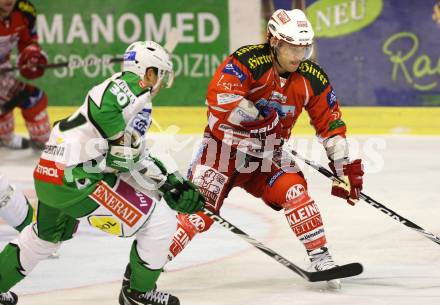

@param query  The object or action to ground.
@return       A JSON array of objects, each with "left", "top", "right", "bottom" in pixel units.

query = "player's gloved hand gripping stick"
[{"left": 283, "top": 145, "right": 440, "bottom": 246}]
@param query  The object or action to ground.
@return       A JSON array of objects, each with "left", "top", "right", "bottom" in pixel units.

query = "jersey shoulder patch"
[
  {"left": 297, "top": 60, "right": 330, "bottom": 96},
  {"left": 15, "top": 0, "right": 36, "bottom": 28},
  {"left": 232, "top": 43, "right": 272, "bottom": 80}
]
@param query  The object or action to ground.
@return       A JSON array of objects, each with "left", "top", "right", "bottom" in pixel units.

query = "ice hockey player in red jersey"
[
  {"left": 0, "top": 0, "right": 50, "bottom": 150},
  {"left": 168, "top": 9, "right": 364, "bottom": 289}
]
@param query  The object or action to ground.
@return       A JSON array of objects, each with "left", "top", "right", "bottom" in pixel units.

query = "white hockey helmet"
[
  {"left": 267, "top": 9, "right": 314, "bottom": 60},
  {"left": 122, "top": 41, "right": 174, "bottom": 88}
]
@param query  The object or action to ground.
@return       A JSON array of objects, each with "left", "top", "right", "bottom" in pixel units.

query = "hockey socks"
[
  {"left": 283, "top": 192, "right": 327, "bottom": 250},
  {"left": 129, "top": 241, "right": 162, "bottom": 292},
  {"left": 0, "top": 244, "right": 25, "bottom": 292}
]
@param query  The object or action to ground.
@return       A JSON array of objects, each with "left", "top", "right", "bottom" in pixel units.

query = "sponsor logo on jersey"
[
  {"left": 248, "top": 54, "right": 272, "bottom": 70},
  {"left": 235, "top": 44, "right": 265, "bottom": 57},
  {"left": 192, "top": 165, "right": 227, "bottom": 212},
  {"left": 268, "top": 169, "right": 285, "bottom": 187},
  {"left": 255, "top": 98, "right": 295, "bottom": 118},
  {"left": 277, "top": 10, "right": 291, "bottom": 24},
  {"left": 90, "top": 181, "right": 142, "bottom": 227},
  {"left": 129, "top": 108, "right": 151, "bottom": 136},
  {"left": 216, "top": 75, "right": 244, "bottom": 92},
  {"left": 43, "top": 145, "right": 65, "bottom": 157},
  {"left": 298, "top": 62, "right": 329, "bottom": 86},
  {"left": 327, "top": 87, "right": 337, "bottom": 108},
  {"left": 18, "top": 1, "right": 36, "bottom": 16},
  {"left": 114, "top": 179, "right": 154, "bottom": 215},
  {"left": 286, "top": 184, "right": 306, "bottom": 201},
  {"left": 216, "top": 93, "right": 243, "bottom": 105},
  {"left": 269, "top": 91, "right": 288, "bottom": 104},
  {"left": 33, "top": 158, "right": 64, "bottom": 185},
  {"left": 222, "top": 61, "right": 247, "bottom": 83},
  {"left": 328, "top": 119, "right": 346, "bottom": 132},
  {"left": 88, "top": 215, "right": 122, "bottom": 236},
  {"left": 138, "top": 79, "right": 148, "bottom": 88}
]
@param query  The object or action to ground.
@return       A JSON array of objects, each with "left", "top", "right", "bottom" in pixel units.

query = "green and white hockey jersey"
[{"left": 34, "top": 71, "right": 153, "bottom": 207}]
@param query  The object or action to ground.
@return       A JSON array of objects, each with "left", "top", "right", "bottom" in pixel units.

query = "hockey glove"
[
  {"left": 106, "top": 132, "right": 142, "bottom": 172},
  {"left": 148, "top": 156, "right": 205, "bottom": 214},
  {"left": 162, "top": 177, "right": 205, "bottom": 214},
  {"left": 18, "top": 45, "right": 48, "bottom": 80},
  {"left": 329, "top": 159, "right": 364, "bottom": 205}
]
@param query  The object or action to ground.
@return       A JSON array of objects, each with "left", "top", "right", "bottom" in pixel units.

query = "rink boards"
[{"left": 11, "top": 106, "right": 440, "bottom": 136}]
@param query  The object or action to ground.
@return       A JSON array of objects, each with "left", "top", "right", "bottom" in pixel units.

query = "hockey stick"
[
  {"left": 0, "top": 57, "right": 124, "bottom": 74},
  {"left": 159, "top": 181, "right": 362, "bottom": 282},
  {"left": 0, "top": 27, "right": 180, "bottom": 75},
  {"left": 202, "top": 208, "right": 362, "bottom": 282},
  {"left": 282, "top": 146, "right": 440, "bottom": 246}
]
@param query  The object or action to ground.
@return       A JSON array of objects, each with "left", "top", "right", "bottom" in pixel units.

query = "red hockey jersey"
[
  {"left": 205, "top": 43, "right": 347, "bottom": 145},
  {"left": 0, "top": 0, "right": 38, "bottom": 64}
]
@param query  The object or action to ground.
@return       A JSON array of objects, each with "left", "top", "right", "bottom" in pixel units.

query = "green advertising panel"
[
  {"left": 307, "top": 0, "right": 383, "bottom": 38},
  {"left": 32, "top": 0, "right": 229, "bottom": 106}
]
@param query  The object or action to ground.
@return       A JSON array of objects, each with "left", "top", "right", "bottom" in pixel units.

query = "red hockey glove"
[
  {"left": 329, "top": 159, "right": 364, "bottom": 205},
  {"left": 240, "top": 108, "right": 282, "bottom": 151},
  {"left": 18, "top": 45, "right": 48, "bottom": 80}
]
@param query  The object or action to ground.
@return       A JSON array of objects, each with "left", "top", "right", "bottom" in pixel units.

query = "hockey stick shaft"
[
  {"left": 1, "top": 27, "right": 179, "bottom": 75},
  {"left": 201, "top": 208, "right": 361, "bottom": 281},
  {"left": 151, "top": 160, "right": 362, "bottom": 282},
  {"left": 160, "top": 179, "right": 360, "bottom": 281},
  {"left": 283, "top": 148, "right": 440, "bottom": 246},
  {"left": 0, "top": 57, "right": 124, "bottom": 74},
  {"left": 159, "top": 181, "right": 319, "bottom": 280},
  {"left": 201, "top": 208, "right": 312, "bottom": 279}
]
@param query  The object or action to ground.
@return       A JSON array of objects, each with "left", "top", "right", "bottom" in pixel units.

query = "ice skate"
[
  {"left": 308, "top": 247, "right": 342, "bottom": 289},
  {"left": 119, "top": 265, "right": 176, "bottom": 305},
  {"left": 0, "top": 135, "right": 30, "bottom": 150},
  {"left": 119, "top": 285, "right": 179, "bottom": 305},
  {"left": 0, "top": 291, "right": 17, "bottom": 305}
]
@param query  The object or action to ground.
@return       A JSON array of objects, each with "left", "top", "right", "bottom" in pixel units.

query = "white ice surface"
[{"left": 1, "top": 135, "right": 439, "bottom": 305}]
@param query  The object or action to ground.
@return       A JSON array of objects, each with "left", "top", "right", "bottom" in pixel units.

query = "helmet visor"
[
  {"left": 278, "top": 41, "right": 313, "bottom": 61},
  {"left": 159, "top": 69, "right": 174, "bottom": 88}
]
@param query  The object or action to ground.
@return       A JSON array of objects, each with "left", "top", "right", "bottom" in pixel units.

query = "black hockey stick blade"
[{"left": 305, "top": 263, "right": 363, "bottom": 282}]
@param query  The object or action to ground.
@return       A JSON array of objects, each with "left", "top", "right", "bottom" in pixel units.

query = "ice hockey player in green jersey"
[{"left": 0, "top": 40, "right": 205, "bottom": 305}]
